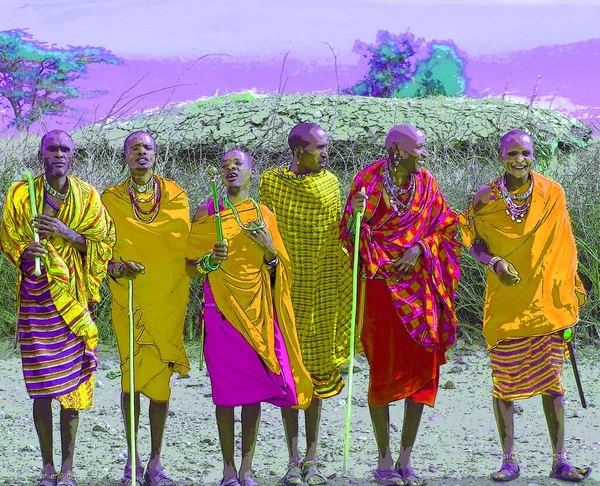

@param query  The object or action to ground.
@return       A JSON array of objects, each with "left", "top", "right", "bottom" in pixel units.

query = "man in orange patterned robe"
[{"left": 340, "top": 125, "right": 460, "bottom": 486}]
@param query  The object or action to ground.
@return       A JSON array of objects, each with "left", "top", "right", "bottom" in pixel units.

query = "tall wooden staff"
[
  {"left": 563, "top": 328, "right": 587, "bottom": 408},
  {"left": 23, "top": 170, "right": 41, "bottom": 276},
  {"left": 199, "top": 167, "right": 224, "bottom": 371},
  {"left": 343, "top": 188, "right": 366, "bottom": 475},
  {"left": 128, "top": 279, "right": 136, "bottom": 486}
]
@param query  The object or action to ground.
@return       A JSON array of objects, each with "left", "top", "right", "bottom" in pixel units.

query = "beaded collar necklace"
[
  {"left": 224, "top": 196, "right": 265, "bottom": 231},
  {"left": 499, "top": 174, "right": 534, "bottom": 223}
]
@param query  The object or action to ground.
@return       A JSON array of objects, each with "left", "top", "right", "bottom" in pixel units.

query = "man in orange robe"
[
  {"left": 460, "top": 129, "right": 591, "bottom": 483},
  {"left": 102, "top": 131, "right": 190, "bottom": 486},
  {"left": 340, "top": 125, "right": 460, "bottom": 486},
  {"left": 187, "top": 149, "right": 312, "bottom": 486}
]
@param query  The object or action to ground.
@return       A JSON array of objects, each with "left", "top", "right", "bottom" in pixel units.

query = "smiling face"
[
  {"left": 220, "top": 150, "right": 255, "bottom": 191},
  {"left": 386, "top": 125, "right": 428, "bottom": 175},
  {"left": 124, "top": 132, "right": 157, "bottom": 177},
  {"left": 500, "top": 131, "right": 535, "bottom": 179},
  {"left": 39, "top": 131, "right": 74, "bottom": 178}
]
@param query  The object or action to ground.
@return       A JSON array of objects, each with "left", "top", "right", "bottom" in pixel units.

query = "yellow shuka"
[
  {"left": 102, "top": 176, "right": 191, "bottom": 399},
  {"left": 188, "top": 199, "right": 313, "bottom": 409},
  {"left": 1, "top": 175, "right": 116, "bottom": 344},
  {"left": 259, "top": 167, "right": 356, "bottom": 398},
  {"left": 460, "top": 172, "right": 586, "bottom": 349}
]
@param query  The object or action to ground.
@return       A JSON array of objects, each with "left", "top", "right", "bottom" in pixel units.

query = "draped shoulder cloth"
[
  {"left": 340, "top": 160, "right": 461, "bottom": 352},
  {"left": 1, "top": 175, "right": 116, "bottom": 340},
  {"left": 459, "top": 172, "right": 586, "bottom": 349}
]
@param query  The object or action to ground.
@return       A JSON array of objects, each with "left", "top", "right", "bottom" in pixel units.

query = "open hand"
[
  {"left": 391, "top": 245, "right": 423, "bottom": 280},
  {"left": 21, "top": 242, "right": 48, "bottom": 262}
]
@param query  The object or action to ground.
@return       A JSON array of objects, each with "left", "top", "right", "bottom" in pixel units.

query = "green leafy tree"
[
  {"left": 396, "top": 44, "right": 467, "bottom": 97},
  {"left": 0, "top": 29, "right": 122, "bottom": 131},
  {"left": 346, "top": 31, "right": 468, "bottom": 99},
  {"left": 344, "top": 31, "right": 424, "bottom": 97}
]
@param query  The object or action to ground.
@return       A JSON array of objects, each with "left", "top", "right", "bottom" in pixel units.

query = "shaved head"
[
  {"left": 222, "top": 149, "right": 254, "bottom": 168},
  {"left": 40, "top": 130, "right": 73, "bottom": 151},
  {"left": 385, "top": 125, "right": 425, "bottom": 152},
  {"left": 500, "top": 129, "right": 533, "bottom": 154},
  {"left": 124, "top": 130, "right": 156, "bottom": 152},
  {"left": 288, "top": 123, "right": 326, "bottom": 152}
]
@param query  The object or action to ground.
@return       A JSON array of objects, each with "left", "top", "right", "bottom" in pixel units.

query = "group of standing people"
[{"left": 0, "top": 122, "right": 592, "bottom": 486}]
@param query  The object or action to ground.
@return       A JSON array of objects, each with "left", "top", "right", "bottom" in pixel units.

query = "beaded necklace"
[
  {"left": 127, "top": 176, "right": 161, "bottom": 223},
  {"left": 278, "top": 166, "right": 313, "bottom": 180},
  {"left": 44, "top": 191, "right": 61, "bottom": 212},
  {"left": 130, "top": 177, "right": 153, "bottom": 193},
  {"left": 224, "top": 196, "right": 265, "bottom": 231},
  {"left": 499, "top": 174, "right": 533, "bottom": 223},
  {"left": 383, "top": 163, "right": 415, "bottom": 214},
  {"left": 44, "top": 177, "right": 69, "bottom": 200}
]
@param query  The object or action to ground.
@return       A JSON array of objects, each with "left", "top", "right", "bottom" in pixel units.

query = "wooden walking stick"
[
  {"left": 128, "top": 279, "right": 136, "bottom": 486},
  {"left": 563, "top": 328, "right": 587, "bottom": 409},
  {"left": 199, "top": 167, "right": 224, "bottom": 371},
  {"left": 343, "top": 188, "right": 366, "bottom": 475},
  {"left": 23, "top": 170, "right": 41, "bottom": 277}
]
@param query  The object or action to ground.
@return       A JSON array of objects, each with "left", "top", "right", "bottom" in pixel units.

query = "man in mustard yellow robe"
[
  {"left": 460, "top": 129, "right": 591, "bottom": 483},
  {"left": 188, "top": 149, "right": 312, "bottom": 486},
  {"left": 1, "top": 130, "right": 115, "bottom": 486},
  {"left": 101, "top": 131, "right": 190, "bottom": 486}
]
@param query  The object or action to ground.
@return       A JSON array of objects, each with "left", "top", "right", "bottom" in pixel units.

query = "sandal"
[
  {"left": 219, "top": 478, "right": 242, "bottom": 486},
  {"left": 56, "top": 472, "right": 77, "bottom": 486},
  {"left": 302, "top": 459, "right": 328, "bottom": 485},
  {"left": 281, "top": 460, "right": 303, "bottom": 485},
  {"left": 38, "top": 472, "right": 58, "bottom": 486},
  {"left": 239, "top": 478, "right": 259, "bottom": 486},
  {"left": 491, "top": 462, "right": 520, "bottom": 482},
  {"left": 121, "top": 465, "right": 145, "bottom": 486},
  {"left": 395, "top": 466, "right": 426, "bottom": 486},
  {"left": 550, "top": 458, "right": 592, "bottom": 483},
  {"left": 373, "top": 468, "right": 406, "bottom": 485},
  {"left": 143, "top": 469, "right": 176, "bottom": 486}
]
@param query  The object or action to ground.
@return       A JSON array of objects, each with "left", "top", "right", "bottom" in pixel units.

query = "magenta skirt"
[{"left": 202, "top": 281, "right": 298, "bottom": 408}]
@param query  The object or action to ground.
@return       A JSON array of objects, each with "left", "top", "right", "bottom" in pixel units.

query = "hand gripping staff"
[
  {"left": 198, "top": 167, "right": 224, "bottom": 371},
  {"left": 343, "top": 187, "right": 366, "bottom": 475},
  {"left": 128, "top": 279, "right": 136, "bottom": 486},
  {"left": 563, "top": 328, "right": 587, "bottom": 409},
  {"left": 23, "top": 169, "right": 42, "bottom": 277}
]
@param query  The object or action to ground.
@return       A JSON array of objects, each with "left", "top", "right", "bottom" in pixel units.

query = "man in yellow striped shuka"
[
  {"left": 259, "top": 123, "right": 354, "bottom": 485},
  {"left": 460, "top": 129, "right": 591, "bottom": 483},
  {"left": 0, "top": 130, "right": 115, "bottom": 486}
]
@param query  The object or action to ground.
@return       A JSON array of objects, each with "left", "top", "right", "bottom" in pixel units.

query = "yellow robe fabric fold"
[
  {"left": 1, "top": 175, "right": 116, "bottom": 343},
  {"left": 187, "top": 199, "right": 313, "bottom": 409},
  {"left": 101, "top": 176, "right": 191, "bottom": 381},
  {"left": 459, "top": 172, "right": 586, "bottom": 349}
]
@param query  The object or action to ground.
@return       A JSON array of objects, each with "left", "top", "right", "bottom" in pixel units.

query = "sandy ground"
[{"left": 0, "top": 339, "right": 599, "bottom": 486}]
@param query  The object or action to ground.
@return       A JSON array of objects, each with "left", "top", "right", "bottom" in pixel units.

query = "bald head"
[
  {"left": 500, "top": 129, "right": 533, "bottom": 156},
  {"left": 221, "top": 149, "right": 254, "bottom": 168},
  {"left": 288, "top": 123, "right": 326, "bottom": 152},
  {"left": 40, "top": 130, "right": 73, "bottom": 152},
  {"left": 385, "top": 125, "right": 425, "bottom": 152},
  {"left": 124, "top": 130, "right": 156, "bottom": 152}
]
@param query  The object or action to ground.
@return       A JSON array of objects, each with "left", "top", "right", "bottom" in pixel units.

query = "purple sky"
[{"left": 2, "top": 0, "right": 599, "bottom": 132}]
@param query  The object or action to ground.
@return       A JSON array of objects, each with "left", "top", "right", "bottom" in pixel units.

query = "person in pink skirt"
[{"left": 187, "top": 149, "right": 313, "bottom": 486}]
